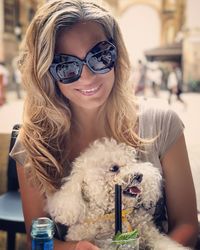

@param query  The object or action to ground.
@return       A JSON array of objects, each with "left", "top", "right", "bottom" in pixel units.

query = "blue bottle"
[{"left": 31, "top": 217, "right": 54, "bottom": 250}]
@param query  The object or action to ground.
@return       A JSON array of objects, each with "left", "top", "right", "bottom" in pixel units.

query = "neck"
[
  {"left": 68, "top": 106, "right": 107, "bottom": 162},
  {"left": 70, "top": 105, "right": 105, "bottom": 137}
]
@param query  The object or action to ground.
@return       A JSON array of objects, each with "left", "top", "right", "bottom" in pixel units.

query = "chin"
[
  {"left": 72, "top": 91, "right": 111, "bottom": 111},
  {"left": 78, "top": 99, "right": 106, "bottom": 111}
]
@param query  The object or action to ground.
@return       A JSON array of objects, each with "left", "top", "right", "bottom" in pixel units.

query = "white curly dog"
[{"left": 46, "top": 138, "right": 190, "bottom": 250}]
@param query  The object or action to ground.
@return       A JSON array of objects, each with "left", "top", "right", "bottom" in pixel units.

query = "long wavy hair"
[{"left": 19, "top": 0, "right": 147, "bottom": 194}]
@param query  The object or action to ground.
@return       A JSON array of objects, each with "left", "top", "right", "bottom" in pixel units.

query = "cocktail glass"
[
  {"left": 110, "top": 237, "right": 140, "bottom": 250},
  {"left": 95, "top": 236, "right": 139, "bottom": 250}
]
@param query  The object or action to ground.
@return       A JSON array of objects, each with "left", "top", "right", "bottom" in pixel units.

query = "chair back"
[{"left": 7, "top": 124, "right": 21, "bottom": 191}]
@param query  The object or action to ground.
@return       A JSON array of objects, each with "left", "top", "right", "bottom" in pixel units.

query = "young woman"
[{"left": 10, "top": 0, "right": 198, "bottom": 249}]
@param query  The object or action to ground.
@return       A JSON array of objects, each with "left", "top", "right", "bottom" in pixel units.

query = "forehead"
[{"left": 55, "top": 22, "right": 107, "bottom": 56}]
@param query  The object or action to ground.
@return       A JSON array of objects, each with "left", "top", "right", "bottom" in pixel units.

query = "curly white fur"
[{"left": 46, "top": 138, "right": 190, "bottom": 250}]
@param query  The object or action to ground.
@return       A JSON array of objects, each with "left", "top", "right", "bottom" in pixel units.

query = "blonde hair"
[{"left": 19, "top": 0, "right": 146, "bottom": 194}]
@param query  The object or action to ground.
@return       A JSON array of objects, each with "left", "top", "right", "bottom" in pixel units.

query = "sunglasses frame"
[{"left": 49, "top": 40, "right": 117, "bottom": 84}]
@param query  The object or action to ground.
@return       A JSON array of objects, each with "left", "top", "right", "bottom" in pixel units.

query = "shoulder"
[
  {"left": 138, "top": 97, "right": 184, "bottom": 158},
  {"left": 138, "top": 97, "right": 181, "bottom": 126},
  {"left": 138, "top": 97, "right": 184, "bottom": 139},
  {"left": 10, "top": 136, "right": 27, "bottom": 166}
]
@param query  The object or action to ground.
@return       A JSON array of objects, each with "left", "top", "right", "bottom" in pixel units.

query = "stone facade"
[
  {"left": 0, "top": 0, "right": 185, "bottom": 63},
  {"left": 0, "top": 0, "right": 38, "bottom": 85},
  {"left": 0, "top": 0, "right": 199, "bottom": 86}
]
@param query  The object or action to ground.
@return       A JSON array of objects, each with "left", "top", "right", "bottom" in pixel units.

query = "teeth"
[{"left": 80, "top": 86, "right": 99, "bottom": 94}]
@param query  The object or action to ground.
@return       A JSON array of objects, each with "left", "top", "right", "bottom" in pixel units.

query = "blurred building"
[
  {"left": 0, "top": 0, "right": 199, "bottom": 88},
  {"left": 0, "top": 0, "right": 38, "bottom": 58},
  {"left": 0, "top": 0, "right": 38, "bottom": 85},
  {"left": 183, "top": 0, "right": 200, "bottom": 89},
  {"left": 0, "top": 0, "right": 184, "bottom": 62},
  {"left": 110, "top": 0, "right": 200, "bottom": 88},
  {"left": 119, "top": 0, "right": 185, "bottom": 45}
]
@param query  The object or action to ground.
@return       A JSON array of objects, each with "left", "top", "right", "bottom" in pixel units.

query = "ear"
[
  {"left": 46, "top": 174, "right": 85, "bottom": 226},
  {"left": 140, "top": 163, "right": 163, "bottom": 210}
]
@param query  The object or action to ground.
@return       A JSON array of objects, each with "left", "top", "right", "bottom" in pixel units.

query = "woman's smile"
[{"left": 76, "top": 84, "right": 102, "bottom": 96}]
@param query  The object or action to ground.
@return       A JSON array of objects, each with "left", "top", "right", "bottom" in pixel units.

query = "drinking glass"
[
  {"left": 110, "top": 237, "right": 140, "bottom": 250},
  {"left": 95, "top": 236, "right": 139, "bottom": 250}
]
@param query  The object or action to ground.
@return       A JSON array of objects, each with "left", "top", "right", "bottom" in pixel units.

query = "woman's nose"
[{"left": 80, "top": 64, "right": 95, "bottom": 81}]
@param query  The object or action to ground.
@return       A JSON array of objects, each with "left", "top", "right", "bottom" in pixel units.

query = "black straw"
[{"left": 115, "top": 184, "right": 122, "bottom": 235}]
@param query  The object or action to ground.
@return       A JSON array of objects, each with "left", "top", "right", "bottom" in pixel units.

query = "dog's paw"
[{"left": 46, "top": 190, "right": 85, "bottom": 225}]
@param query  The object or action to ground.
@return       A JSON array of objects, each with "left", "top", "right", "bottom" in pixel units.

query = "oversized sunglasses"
[{"left": 49, "top": 40, "right": 117, "bottom": 84}]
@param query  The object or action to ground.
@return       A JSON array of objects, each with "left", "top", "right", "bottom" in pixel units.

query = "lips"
[
  {"left": 77, "top": 84, "right": 102, "bottom": 96},
  {"left": 123, "top": 186, "right": 141, "bottom": 197}
]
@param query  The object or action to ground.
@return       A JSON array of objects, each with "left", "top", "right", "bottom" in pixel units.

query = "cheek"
[
  {"left": 57, "top": 83, "right": 73, "bottom": 98},
  {"left": 107, "top": 69, "right": 115, "bottom": 86},
  {"left": 99, "top": 68, "right": 115, "bottom": 83}
]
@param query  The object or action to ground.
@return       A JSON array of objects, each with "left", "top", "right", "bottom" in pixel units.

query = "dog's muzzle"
[
  {"left": 123, "top": 186, "right": 141, "bottom": 197},
  {"left": 123, "top": 173, "right": 143, "bottom": 197}
]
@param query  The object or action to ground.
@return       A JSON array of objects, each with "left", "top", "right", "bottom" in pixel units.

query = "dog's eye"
[
  {"left": 109, "top": 165, "right": 120, "bottom": 172},
  {"left": 134, "top": 173, "right": 143, "bottom": 183}
]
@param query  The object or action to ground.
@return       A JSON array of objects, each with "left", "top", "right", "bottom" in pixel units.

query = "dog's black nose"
[{"left": 134, "top": 173, "right": 143, "bottom": 183}]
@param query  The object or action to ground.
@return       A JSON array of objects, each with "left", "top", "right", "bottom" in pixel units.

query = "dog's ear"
[
  {"left": 139, "top": 162, "right": 163, "bottom": 210},
  {"left": 46, "top": 174, "right": 85, "bottom": 226}
]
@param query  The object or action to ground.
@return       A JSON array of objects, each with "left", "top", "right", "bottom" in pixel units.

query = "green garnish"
[{"left": 113, "top": 229, "right": 139, "bottom": 242}]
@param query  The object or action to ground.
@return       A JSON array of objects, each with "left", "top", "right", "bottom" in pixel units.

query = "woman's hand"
[{"left": 75, "top": 240, "right": 100, "bottom": 250}]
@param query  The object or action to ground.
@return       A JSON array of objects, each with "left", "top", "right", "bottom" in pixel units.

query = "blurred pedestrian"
[
  {"left": 12, "top": 57, "right": 22, "bottom": 99},
  {"left": 167, "top": 64, "right": 186, "bottom": 107},
  {"left": 149, "top": 66, "right": 163, "bottom": 97},
  {"left": 0, "top": 62, "right": 9, "bottom": 106},
  {"left": 135, "top": 60, "right": 147, "bottom": 95},
  {"left": 175, "top": 65, "right": 186, "bottom": 103},
  {"left": 13, "top": 68, "right": 22, "bottom": 99}
]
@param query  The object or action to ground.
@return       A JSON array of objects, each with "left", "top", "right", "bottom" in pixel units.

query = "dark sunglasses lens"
[
  {"left": 89, "top": 50, "right": 112, "bottom": 71},
  {"left": 56, "top": 61, "right": 80, "bottom": 81},
  {"left": 88, "top": 41, "right": 116, "bottom": 73}
]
